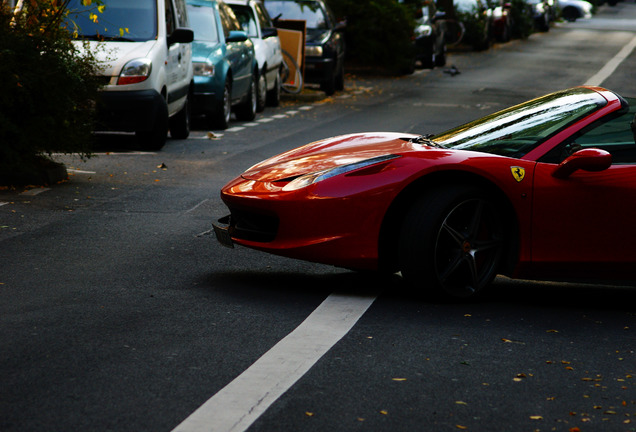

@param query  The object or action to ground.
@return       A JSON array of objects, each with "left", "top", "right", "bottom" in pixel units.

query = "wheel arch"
[{"left": 377, "top": 170, "right": 520, "bottom": 276}]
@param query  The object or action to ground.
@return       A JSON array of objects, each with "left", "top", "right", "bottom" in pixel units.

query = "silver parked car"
[{"left": 226, "top": 0, "right": 284, "bottom": 110}]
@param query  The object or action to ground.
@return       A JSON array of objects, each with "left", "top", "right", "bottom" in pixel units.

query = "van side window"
[{"left": 165, "top": 0, "right": 176, "bottom": 35}]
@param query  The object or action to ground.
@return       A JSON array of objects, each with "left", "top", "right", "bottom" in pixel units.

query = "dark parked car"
[
  {"left": 264, "top": 0, "right": 345, "bottom": 95},
  {"left": 413, "top": 2, "right": 446, "bottom": 68}
]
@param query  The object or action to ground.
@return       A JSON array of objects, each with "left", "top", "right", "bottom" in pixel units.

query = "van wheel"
[
  {"left": 170, "top": 93, "right": 190, "bottom": 139},
  {"left": 235, "top": 73, "right": 257, "bottom": 121},
  {"left": 136, "top": 101, "right": 168, "bottom": 151},
  {"left": 266, "top": 69, "right": 281, "bottom": 107},
  {"left": 210, "top": 79, "right": 231, "bottom": 130}
]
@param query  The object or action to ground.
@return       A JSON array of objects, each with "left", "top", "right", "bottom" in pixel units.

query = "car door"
[
  {"left": 219, "top": 2, "right": 251, "bottom": 101},
  {"left": 165, "top": 0, "right": 192, "bottom": 113},
  {"left": 530, "top": 107, "right": 636, "bottom": 279},
  {"left": 254, "top": 1, "right": 282, "bottom": 83}
]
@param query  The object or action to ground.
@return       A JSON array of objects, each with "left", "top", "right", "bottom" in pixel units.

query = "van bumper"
[{"left": 96, "top": 90, "right": 166, "bottom": 132}]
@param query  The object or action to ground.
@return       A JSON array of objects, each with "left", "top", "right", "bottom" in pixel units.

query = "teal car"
[{"left": 187, "top": 0, "right": 258, "bottom": 129}]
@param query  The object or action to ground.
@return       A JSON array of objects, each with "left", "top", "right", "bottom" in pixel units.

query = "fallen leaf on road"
[
  {"left": 529, "top": 416, "right": 543, "bottom": 420},
  {"left": 392, "top": 378, "right": 407, "bottom": 381}
]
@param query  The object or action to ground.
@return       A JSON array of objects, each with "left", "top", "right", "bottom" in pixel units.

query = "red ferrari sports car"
[{"left": 214, "top": 86, "right": 636, "bottom": 298}]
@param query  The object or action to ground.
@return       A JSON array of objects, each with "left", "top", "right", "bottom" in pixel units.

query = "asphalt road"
[{"left": 1, "top": 4, "right": 635, "bottom": 431}]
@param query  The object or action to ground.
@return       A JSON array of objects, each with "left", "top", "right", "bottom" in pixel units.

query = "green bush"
[
  {"left": 326, "top": 0, "right": 417, "bottom": 75},
  {"left": 0, "top": 0, "right": 101, "bottom": 183},
  {"left": 509, "top": 0, "right": 534, "bottom": 39}
]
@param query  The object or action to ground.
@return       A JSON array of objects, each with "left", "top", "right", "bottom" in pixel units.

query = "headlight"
[
  {"left": 193, "top": 61, "right": 215, "bottom": 77},
  {"left": 281, "top": 155, "right": 401, "bottom": 192},
  {"left": 415, "top": 24, "right": 432, "bottom": 37},
  {"left": 117, "top": 58, "right": 152, "bottom": 85},
  {"left": 305, "top": 45, "right": 323, "bottom": 57}
]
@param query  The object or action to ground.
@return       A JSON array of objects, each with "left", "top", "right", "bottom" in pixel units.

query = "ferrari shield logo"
[{"left": 511, "top": 166, "right": 525, "bottom": 182}]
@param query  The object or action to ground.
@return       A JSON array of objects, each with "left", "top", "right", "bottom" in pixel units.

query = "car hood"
[
  {"left": 73, "top": 40, "right": 156, "bottom": 76},
  {"left": 242, "top": 132, "right": 421, "bottom": 182},
  {"left": 192, "top": 40, "right": 224, "bottom": 61}
]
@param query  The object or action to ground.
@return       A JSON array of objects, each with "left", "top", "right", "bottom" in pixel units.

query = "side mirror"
[
  {"left": 552, "top": 148, "right": 612, "bottom": 179},
  {"left": 261, "top": 27, "right": 278, "bottom": 39},
  {"left": 227, "top": 30, "right": 249, "bottom": 43},
  {"left": 168, "top": 27, "right": 194, "bottom": 45}
]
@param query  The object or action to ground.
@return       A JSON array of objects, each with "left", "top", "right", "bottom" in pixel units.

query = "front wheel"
[
  {"left": 266, "top": 68, "right": 281, "bottom": 107},
  {"left": 235, "top": 73, "right": 257, "bottom": 121},
  {"left": 256, "top": 71, "right": 267, "bottom": 112},
  {"left": 169, "top": 93, "right": 191, "bottom": 139},
  {"left": 399, "top": 185, "right": 505, "bottom": 299}
]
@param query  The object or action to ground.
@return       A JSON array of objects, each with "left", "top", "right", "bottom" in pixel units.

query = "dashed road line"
[
  {"left": 171, "top": 292, "right": 378, "bottom": 432},
  {"left": 67, "top": 169, "right": 96, "bottom": 174},
  {"left": 20, "top": 188, "right": 50, "bottom": 196},
  {"left": 0, "top": 202, "right": 9, "bottom": 207}
]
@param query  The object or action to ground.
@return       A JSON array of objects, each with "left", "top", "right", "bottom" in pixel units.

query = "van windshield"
[{"left": 65, "top": 0, "right": 157, "bottom": 42}]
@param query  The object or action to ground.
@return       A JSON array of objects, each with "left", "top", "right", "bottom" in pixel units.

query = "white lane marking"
[
  {"left": 585, "top": 34, "right": 636, "bottom": 86},
  {"left": 285, "top": 110, "right": 299, "bottom": 115},
  {"left": 0, "top": 202, "right": 9, "bottom": 207},
  {"left": 271, "top": 114, "right": 288, "bottom": 119},
  {"left": 185, "top": 199, "right": 210, "bottom": 214},
  {"left": 299, "top": 106, "right": 313, "bottom": 111},
  {"left": 226, "top": 127, "right": 246, "bottom": 132},
  {"left": 20, "top": 188, "right": 50, "bottom": 196},
  {"left": 171, "top": 292, "right": 377, "bottom": 432},
  {"left": 257, "top": 118, "right": 275, "bottom": 123},
  {"left": 67, "top": 169, "right": 96, "bottom": 174}
]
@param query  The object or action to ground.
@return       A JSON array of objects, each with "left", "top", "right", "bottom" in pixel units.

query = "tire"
[
  {"left": 169, "top": 93, "right": 190, "bottom": 140},
  {"left": 136, "top": 100, "right": 168, "bottom": 151},
  {"left": 320, "top": 64, "right": 337, "bottom": 96},
  {"left": 399, "top": 185, "right": 505, "bottom": 299},
  {"left": 210, "top": 79, "right": 231, "bottom": 130},
  {"left": 434, "top": 44, "right": 447, "bottom": 67},
  {"left": 256, "top": 70, "right": 267, "bottom": 113},
  {"left": 335, "top": 62, "right": 345, "bottom": 92},
  {"left": 562, "top": 7, "right": 579, "bottom": 21},
  {"left": 235, "top": 73, "right": 257, "bottom": 121},
  {"left": 266, "top": 68, "right": 281, "bottom": 107}
]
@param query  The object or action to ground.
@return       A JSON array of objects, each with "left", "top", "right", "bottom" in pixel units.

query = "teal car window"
[
  {"left": 434, "top": 88, "right": 607, "bottom": 158},
  {"left": 187, "top": 5, "right": 220, "bottom": 42}
]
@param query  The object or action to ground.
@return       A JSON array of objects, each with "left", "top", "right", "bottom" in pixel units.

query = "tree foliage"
[
  {"left": 0, "top": 0, "right": 101, "bottom": 182},
  {"left": 326, "top": 0, "right": 417, "bottom": 75}
]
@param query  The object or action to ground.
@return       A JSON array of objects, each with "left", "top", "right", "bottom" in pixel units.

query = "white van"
[{"left": 67, "top": 0, "right": 194, "bottom": 150}]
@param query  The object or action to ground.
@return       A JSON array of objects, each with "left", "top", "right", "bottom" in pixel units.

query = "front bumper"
[
  {"left": 303, "top": 56, "right": 336, "bottom": 85},
  {"left": 96, "top": 89, "right": 166, "bottom": 133}
]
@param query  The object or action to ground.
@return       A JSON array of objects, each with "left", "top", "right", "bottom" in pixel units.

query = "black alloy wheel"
[{"left": 399, "top": 185, "right": 505, "bottom": 299}]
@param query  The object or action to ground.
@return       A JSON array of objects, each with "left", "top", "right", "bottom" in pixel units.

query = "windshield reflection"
[{"left": 434, "top": 88, "right": 607, "bottom": 158}]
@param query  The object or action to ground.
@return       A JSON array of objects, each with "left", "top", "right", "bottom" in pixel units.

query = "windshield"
[
  {"left": 265, "top": 1, "right": 329, "bottom": 29},
  {"left": 188, "top": 5, "right": 220, "bottom": 42},
  {"left": 65, "top": 0, "right": 157, "bottom": 42},
  {"left": 433, "top": 88, "right": 607, "bottom": 158}
]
